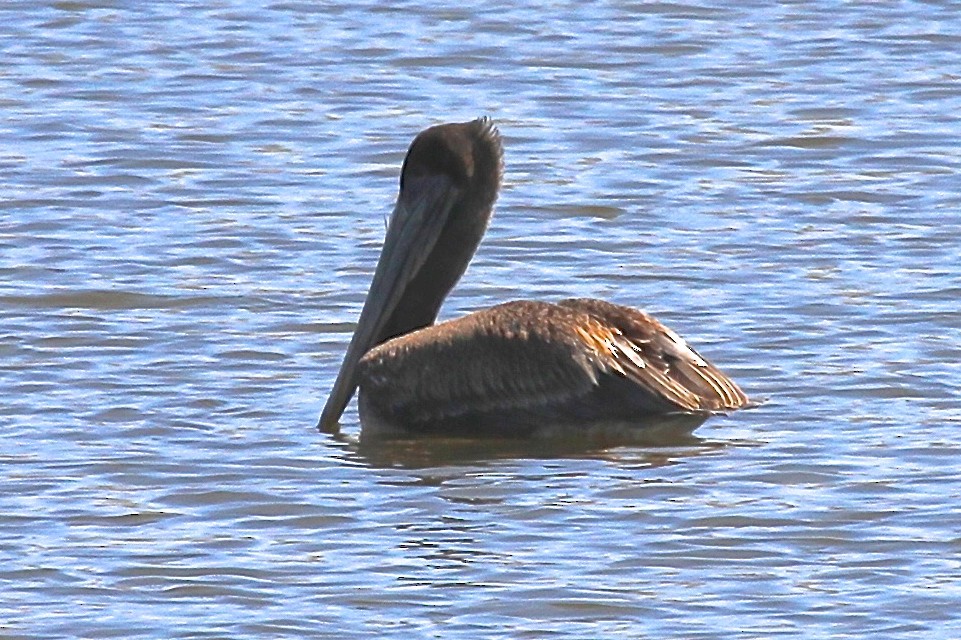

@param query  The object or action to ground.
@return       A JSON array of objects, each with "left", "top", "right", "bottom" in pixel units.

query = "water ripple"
[{"left": 2, "top": 0, "right": 961, "bottom": 638}]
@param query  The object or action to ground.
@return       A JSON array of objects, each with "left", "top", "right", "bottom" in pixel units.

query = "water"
[{"left": 2, "top": 1, "right": 961, "bottom": 637}]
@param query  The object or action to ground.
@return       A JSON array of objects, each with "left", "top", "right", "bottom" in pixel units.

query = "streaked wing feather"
[{"left": 558, "top": 298, "right": 750, "bottom": 411}]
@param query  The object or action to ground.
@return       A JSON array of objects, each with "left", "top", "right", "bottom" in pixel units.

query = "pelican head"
[{"left": 319, "top": 118, "right": 503, "bottom": 432}]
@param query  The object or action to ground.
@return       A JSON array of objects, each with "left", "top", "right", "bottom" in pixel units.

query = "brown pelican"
[{"left": 319, "top": 118, "right": 751, "bottom": 437}]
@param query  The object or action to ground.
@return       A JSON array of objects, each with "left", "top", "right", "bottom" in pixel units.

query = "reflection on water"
[{"left": 349, "top": 413, "right": 714, "bottom": 468}]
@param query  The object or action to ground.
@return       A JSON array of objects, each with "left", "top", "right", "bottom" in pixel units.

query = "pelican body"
[{"left": 319, "top": 118, "right": 750, "bottom": 437}]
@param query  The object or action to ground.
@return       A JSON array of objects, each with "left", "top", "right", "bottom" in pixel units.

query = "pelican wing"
[{"left": 357, "top": 299, "right": 749, "bottom": 428}]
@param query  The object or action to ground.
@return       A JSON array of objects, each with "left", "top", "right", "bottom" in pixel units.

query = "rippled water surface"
[{"left": 3, "top": 1, "right": 961, "bottom": 637}]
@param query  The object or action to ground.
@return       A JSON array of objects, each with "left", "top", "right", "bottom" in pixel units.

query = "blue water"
[{"left": 2, "top": 1, "right": 961, "bottom": 637}]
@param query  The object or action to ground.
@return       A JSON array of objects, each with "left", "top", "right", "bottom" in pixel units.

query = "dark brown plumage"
[{"left": 319, "top": 118, "right": 751, "bottom": 437}]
